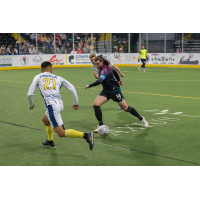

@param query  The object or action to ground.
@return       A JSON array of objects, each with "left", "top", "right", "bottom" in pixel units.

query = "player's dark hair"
[
  {"left": 41, "top": 61, "right": 52, "bottom": 69},
  {"left": 94, "top": 55, "right": 110, "bottom": 68},
  {"left": 90, "top": 54, "right": 96, "bottom": 59}
]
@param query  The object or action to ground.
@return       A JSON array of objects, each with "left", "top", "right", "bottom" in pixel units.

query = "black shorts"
[
  {"left": 99, "top": 90, "right": 125, "bottom": 103},
  {"left": 141, "top": 59, "right": 146, "bottom": 64}
]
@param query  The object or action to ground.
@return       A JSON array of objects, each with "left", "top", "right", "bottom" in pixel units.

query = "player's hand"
[
  {"left": 118, "top": 80, "right": 123, "bottom": 86},
  {"left": 85, "top": 85, "right": 90, "bottom": 90},
  {"left": 138, "top": 58, "right": 140, "bottom": 62},
  {"left": 29, "top": 105, "right": 36, "bottom": 110},
  {"left": 120, "top": 74, "right": 125, "bottom": 78},
  {"left": 94, "top": 73, "right": 99, "bottom": 79},
  {"left": 73, "top": 105, "right": 79, "bottom": 110}
]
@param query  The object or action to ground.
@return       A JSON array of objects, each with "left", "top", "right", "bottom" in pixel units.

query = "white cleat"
[
  {"left": 141, "top": 117, "right": 149, "bottom": 128},
  {"left": 138, "top": 67, "right": 141, "bottom": 71},
  {"left": 144, "top": 69, "right": 146, "bottom": 72},
  {"left": 94, "top": 125, "right": 99, "bottom": 133}
]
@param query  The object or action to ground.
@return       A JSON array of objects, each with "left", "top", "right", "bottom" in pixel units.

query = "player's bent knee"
[
  {"left": 54, "top": 126, "right": 65, "bottom": 137},
  {"left": 122, "top": 106, "right": 128, "bottom": 111}
]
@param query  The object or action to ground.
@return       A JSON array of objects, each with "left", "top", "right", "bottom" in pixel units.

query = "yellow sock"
[
  {"left": 65, "top": 129, "right": 84, "bottom": 138},
  {"left": 45, "top": 125, "right": 53, "bottom": 141}
]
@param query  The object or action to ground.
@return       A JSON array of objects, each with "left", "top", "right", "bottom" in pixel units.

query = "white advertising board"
[
  {"left": 67, "top": 54, "right": 91, "bottom": 65},
  {"left": 0, "top": 56, "right": 13, "bottom": 67},
  {"left": 12, "top": 54, "right": 66, "bottom": 67},
  {"left": 4, "top": 53, "right": 200, "bottom": 68},
  {"left": 66, "top": 53, "right": 200, "bottom": 66}
]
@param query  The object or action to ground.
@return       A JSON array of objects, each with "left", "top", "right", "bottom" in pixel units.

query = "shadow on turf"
[{"left": 113, "top": 111, "right": 163, "bottom": 165}]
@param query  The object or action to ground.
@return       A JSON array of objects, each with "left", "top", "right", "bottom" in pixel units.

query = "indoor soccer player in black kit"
[{"left": 85, "top": 55, "right": 149, "bottom": 133}]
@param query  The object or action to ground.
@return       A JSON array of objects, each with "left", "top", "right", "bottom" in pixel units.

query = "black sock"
[
  {"left": 126, "top": 106, "right": 143, "bottom": 121},
  {"left": 93, "top": 105, "right": 104, "bottom": 126}
]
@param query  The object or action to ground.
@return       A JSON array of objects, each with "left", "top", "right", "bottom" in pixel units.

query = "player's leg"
[
  {"left": 118, "top": 99, "right": 149, "bottom": 127},
  {"left": 47, "top": 102, "right": 94, "bottom": 150},
  {"left": 93, "top": 91, "right": 108, "bottom": 127},
  {"left": 42, "top": 114, "right": 55, "bottom": 148},
  {"left": 142, "top": 59, "right": 146, "bottom": 72},
  {"left": 53, "top": 125, "right": 94, "bottom": 150}
]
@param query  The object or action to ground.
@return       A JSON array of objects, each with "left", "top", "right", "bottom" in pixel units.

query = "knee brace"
[{"left": 93, "top": 105, "right": 100, "bottom": 110}]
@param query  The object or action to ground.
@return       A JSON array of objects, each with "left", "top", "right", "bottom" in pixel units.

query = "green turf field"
[{"left": 0, "top": 66, "right": 200, "bottom": 166}]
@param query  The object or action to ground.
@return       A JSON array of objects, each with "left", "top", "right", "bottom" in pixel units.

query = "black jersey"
[{"left": 89, "top": 64, "right": 120, "bottom": 93}]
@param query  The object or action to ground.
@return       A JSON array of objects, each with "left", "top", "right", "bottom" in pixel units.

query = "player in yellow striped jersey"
[{"left": 138, "top": 44, "right": 148, "bottom": 72}]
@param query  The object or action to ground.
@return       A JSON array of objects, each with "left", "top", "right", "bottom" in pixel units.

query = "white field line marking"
[
  {"left": 135, "top": 79, "right": 200, "bottom": 81},
  {"left": 144, "top": 109, "right": 200, "bottom": 118},
  {"left": 108, "top": 117, "right": 178, "bottom": 136}
]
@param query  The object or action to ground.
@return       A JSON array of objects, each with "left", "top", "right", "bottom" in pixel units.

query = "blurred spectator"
[
  {"left": 83, "top": 46, "right": 87, "bottom": 53},
  {"left": 71, "top": 48, "right": 77, "bottom": 54},
  {"left": 113, "top": 46, "right": 119, "bottom": 53},
  {"left": 40, "top": 33, "right": 47, "bottom": 43},
  {"left": 55, "top": 33, "right": 62, "bottom": 45},
  {"left": 78, "top": 39, "right": 84, "bottom": 48},
  {"left": 60, "top": 33, "right": 67, "bottom": 43},
  {"left": 5, "top": 48, "right": 10, "bottom": 55},
  {"left": 11, "top": 50, "right": 16, "bottom": 55},
  {"left": 19, "top": 44, "right": 23, "bottom": 54},
  {"left": 1, "top": 44, "right": 5, "bottom": 52},
  {"left": 77, "top": 47, "right": 83, "bottom": 54},
  {"left": 47, "top": 42, "right": 54, "bottom": 54},
  {"left": 66, "top": 42, "right": 71, "bottom": 53},
  {"left": 85, "top": 46, "right": 90, "bottom": 53},
  {"left": 29, "top": 45, "right": 36, "bottom": 54},
  {"left": 55, "top": 44, "right": 59, "bottom": 53},
  {"left": 119, "top": 48, "right": 124, "bottom": 53},
  {"left": 30, "top": 33, "right": 36, "bottom": 40},
  {"left": 46, "top": 36, "right": 51, "bottom": 44},
  {"left": 9, "top": 45, "right": 13, "bottom": 52},
  {"left": 90, "top": 47, "right": 97, "bottom": 54},
  {"left": 112, "top": 35, "right": 118, "bottom": 45},
  {"left": 0, "top": 49, "right": 5, "bottom": 55},
  {"left": 177, "top": 47, "right": 182, "bottom": 53},
  {"left": 57, "top": 48, "right": 62, "bottom": 54},
  {"left": 23, "top": 46, "right": 29, "bottom": 54},
  {"left": 14, "top": 44, "right": 18, "bottom": 54},
  {"left": 85, "top": 35, "right": 91, "bottom": 43}
]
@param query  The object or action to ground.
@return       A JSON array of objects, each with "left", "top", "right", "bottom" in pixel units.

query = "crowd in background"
[
  {"left": 21, "top": 33, "right": 100, "bottom": 54},
  {"left": 1, "top": 33, "right": 200, "bottom": 55},
  {"left": 0, "top": 44, "right": 17, "bottom": 55}
]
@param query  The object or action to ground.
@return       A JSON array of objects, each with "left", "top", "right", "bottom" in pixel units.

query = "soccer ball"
[{"left": 98, "top": 125, "right": 110, "bottom": 136}]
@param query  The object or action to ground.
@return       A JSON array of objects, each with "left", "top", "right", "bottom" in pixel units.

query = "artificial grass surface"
[{"left": 0, "top": 67, "right": 199, "bottom": 166}]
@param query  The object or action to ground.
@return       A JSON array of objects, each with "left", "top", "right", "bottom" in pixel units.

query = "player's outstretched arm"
[
  {"left": 61, "top": 78, "right": 79, "bottom": 106},
  {"left": 138, "top": 50, "right": 141, "bottom": 62},
  {"left": 112, "top": 64, "right": 125, "bottom": 78},
  {"left": 85, "top": 76, "right": 104, "bottom": 89},
  {"left": 27, "top": 76, "right": 39, "bottom": 110}
]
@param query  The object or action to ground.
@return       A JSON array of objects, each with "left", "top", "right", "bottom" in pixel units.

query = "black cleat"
[
  {"left": 86, "top": 132, "right": 94, "bottom": 150},
  {"left": 42, "top": 140, "right": 55, "bottom": 149}
]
